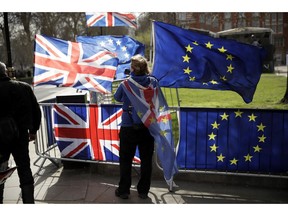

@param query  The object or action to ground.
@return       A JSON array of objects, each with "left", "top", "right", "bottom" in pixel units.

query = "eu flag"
[
  {"left": 176, "top": 108, "right": 288, "bottom": 173},
  {"left": 77, "top": 35, "right": 145, "bottom": 80},
  {"left": 152, "top": 21, "right": 266, "bottom": 104}
]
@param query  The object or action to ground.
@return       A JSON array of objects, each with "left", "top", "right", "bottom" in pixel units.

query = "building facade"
[{"left": 176, "top": 12, "right": 288, "bottom": 66}]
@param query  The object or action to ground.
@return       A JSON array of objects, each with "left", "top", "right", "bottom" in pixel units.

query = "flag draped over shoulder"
[
  {"left": 85, "top": 12, "right": 137, "bottom": 28},
  {"left": 152, "top": 21, "right": 266, "bottom": 104},
  {"left": 121, "top": 77, "right": 178, "bottom": 184},
  {"left": 77, "top": 35, "right": 145, "bottom": 80},
  {"left": 33, "top": 34, "right": 119, "bottom": 94}
]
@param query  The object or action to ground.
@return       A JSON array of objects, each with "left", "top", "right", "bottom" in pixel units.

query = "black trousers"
[
  {"left": 0, "top": 130, "right": 34, "bottom": 203},
  {"left": 118, "top": 126, "right": 154, "bottom": 195}
]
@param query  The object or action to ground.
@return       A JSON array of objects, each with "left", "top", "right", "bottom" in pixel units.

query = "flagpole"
[{"left": 150, "top": 20, "right": 154, "bottom": 64}]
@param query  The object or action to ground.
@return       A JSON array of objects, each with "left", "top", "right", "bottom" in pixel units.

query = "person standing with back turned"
[
  {"left": 0, "top": 61, "right": 41, "bottom": 204},
  {"left": 114, "top": 55, "right": 156, "bottom": 200}
]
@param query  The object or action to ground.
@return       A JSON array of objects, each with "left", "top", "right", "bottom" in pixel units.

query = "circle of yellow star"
[
  {"left": 210, "top": 144, "right": 219, "bottom": 152},
  {"left": 182, "top": 54, "right": 190, "bottom": 63},
  {"left": 185, "top": 44, "right": 193, "bottom": 53},
  {"left": 217, "top": 153, "right": 225, "bottom": 162},
  {"left": 230, "top": 158, "right": 238, "bottom": 165},
  {"left": 257, "top": 123, "right": 266, "bottom": 132},
  {"left": 218, "top": 46, "right": 227, "bottom": 53},
  {"left": 220, "top": 112, "right": 229, "bottom": 120},
  {"left": 226, "top": 54, "right": 234, "bottom": 61},
  {"left": 208, "top": 132, "right": 217, "bottom": 140},
  {"left": 234, "top": 110, "right": 243, "bottom": 118},
  {"left": 211, "top": 121, "right": 220, "bottom": 129},
  {"left": 205, "top": 41, "right": 213, "bottom": 49},
  {"left": 248, "top": 113, "right": 257, "bottom": 122},
  {"left": 244, "top": 154, "right": 253, "bottom": 162},
  {"left": 183, "top": 67, "right": 192, "bottom": 75},
  {"left": 227, "top": 64, "right": 234, "bottom": 73},
  {"left": 258, "top": 134, "right": 266, "bottom": 143}
]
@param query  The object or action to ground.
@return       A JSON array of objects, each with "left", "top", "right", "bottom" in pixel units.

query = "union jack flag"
[
  {"left": 85, "top": 12, "right": 137, "bottom": 28},
  {"left": 121, "top": 77, "right": 178, "bottom": 183},
  {"left": 33, "top": 34, "right": 119, "bottom": 94},
  {"left": 53, "top": 104, "right": 140, "bottom": 163}
]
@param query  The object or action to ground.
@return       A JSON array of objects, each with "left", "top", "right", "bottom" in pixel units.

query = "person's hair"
[
  {"left": 130, "top": 54, "right": 150, "bottom": 75},
  {"left": 0, "top": 61, "right": 7, "bottom": 75}
]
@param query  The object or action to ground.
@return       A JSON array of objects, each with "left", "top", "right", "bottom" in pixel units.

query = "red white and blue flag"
[
  {"left": 86, "top": 12, "right": 137, "bottom": 28},
  {"left": 52, "top": 104, "right": 140, "bottom": 163},
  {"left": 77, "top": 35, "right": 145, "bottom": 80},
  {"left": 121, "top": 77, "right": 178, "bottom": 183},
  {"left": 33, "top": 34, "right": 119, "bottom": 94}
]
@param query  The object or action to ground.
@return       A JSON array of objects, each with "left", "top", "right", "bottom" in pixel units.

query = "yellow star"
[
  {"left": 244, "top": 154, "right": 253, "bottom": 162},
  {"left": 183, "top": 67, "right": 192, "bottom": 75},
  {"left": 234, "top": 110, "right": 243, "bottom": 118},
  {"left": 248, "top": 113, "right": 257, "bottom": 122},
  {"left": 185, "top": 44, "right": 193, "bottom": 53},
  {"left": 202, "top": 82, "right": 208, "bottom": 85},
  {"left": 253, "top": 145, "right": 262, "bottom": 152},
  {"left": 149, "top": 117, "right": 156, "bottom": 124},
  {"left": 218, "top": 46, "right": 227, "bottom": 53},
  {"left": 205, "top": 41, "right": 213, "bottom": 49},
  {"left": 220, "top": 112, "right": 229, "bottom": 120},
  {"left": 160, "top": 130, "right": 167, "bottom": 137},
  {"left": 210, "top": 80, "right": 218, "bottom": 85},
  {"left": 258, "top": 134, "right": 266, "bottom": 143},
  {"left": 220, "top": 76, "right": 227, "bottom": 81},
  {"left": 193, "top": 41, "right": 199, "bottom": 45},
  {"left": 208, "top": 132, "right": 217, "bottom": 140},
  {"left": 161, "top": 116, "right": 169, "bottom": 124},
  {"left": 137, "top": 111, "right": 143, "bottom": 118},
  {"left": 211, "top": 121, "right": 220, "bottom": 129},
  {"left": 226, "top": 54, "right": 234, "bottom": 61},
  {"left": 159, "top": 106, "right": 165, "bottom": 112},
  {"left": 227, "top": 64, "right": 234, "bottom": 73},
  {"left": 189, "top": 76, "right": 196, "bottom": 81},
  {"left": 230, "top": 158, "right": 238, "bottom": 165},
  {"left": 182, "top": 54, "right": 190, "bottom": 63},
  {"left": 217, "top": 153, "right": 225, "bottom": 162},
  {"left": 210, "top": 144, "right": 219, "bottom": 152},
  {"left": 257, "top": 123, "right": 266, "bottom": 132}
]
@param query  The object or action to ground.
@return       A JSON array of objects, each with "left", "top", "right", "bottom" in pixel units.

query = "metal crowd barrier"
[{"left": 34, "top": 103, "right": 288, "bottom": 179}]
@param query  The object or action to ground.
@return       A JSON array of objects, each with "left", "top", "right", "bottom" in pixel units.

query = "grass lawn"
[{"left": 162, "top": 73, "right": 288, "bottom": 110}]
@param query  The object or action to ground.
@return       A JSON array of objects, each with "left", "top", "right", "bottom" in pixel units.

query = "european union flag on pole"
[
  {"left": 77, "top": 35, "right": 145, "bottom": 80},
  {"left": 152, "top": 21, "right": 266, "bottom": 104}
]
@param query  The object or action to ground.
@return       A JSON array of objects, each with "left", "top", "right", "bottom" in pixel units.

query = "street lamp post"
[{"left": 3, "top": 12, "right": 14, "bottom": 78}]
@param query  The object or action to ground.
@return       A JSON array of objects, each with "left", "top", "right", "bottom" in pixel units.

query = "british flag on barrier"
[
  {"left": 33, "top": 34, "right": 119, "bottom": 94},
  {"left": 85, "top": 12, "right": 137, "bottom": 28},
  {"left": 52, "top": 104, "right": 140, "bottom": 163}
]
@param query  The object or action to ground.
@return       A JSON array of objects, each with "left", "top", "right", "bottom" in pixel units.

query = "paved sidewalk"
[{"left": 2, "top": 142, "right": 288, "bottom": 204}]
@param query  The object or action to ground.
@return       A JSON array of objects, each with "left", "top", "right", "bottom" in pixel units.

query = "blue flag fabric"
[
  {"left": 121, "top": 77, "right": 178, "bottom": 183},
  {"left": 152, "top": 21, "right": 266, "bottom": 103},
  {"left": 77, "top": 35, "right": 145, "bottom": 80},
  {"left": 176, "top": 108, "right": 288, "bottom": 173}
]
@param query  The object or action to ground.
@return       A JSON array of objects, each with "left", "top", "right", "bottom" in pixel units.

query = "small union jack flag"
[
  {"left": 52, "top": 104, "right": 140, "bottom": 163},
  {"left": 33, "top": 34, "right": 119, "bottom": 94},
  {"left": 85, "top": 12, "right": 137, "bottom": 28}
]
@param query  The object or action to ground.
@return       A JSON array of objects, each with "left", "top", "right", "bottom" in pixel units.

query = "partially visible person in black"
[{"left": 0, "top": 61, "right": 41, "bottom": 204}]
